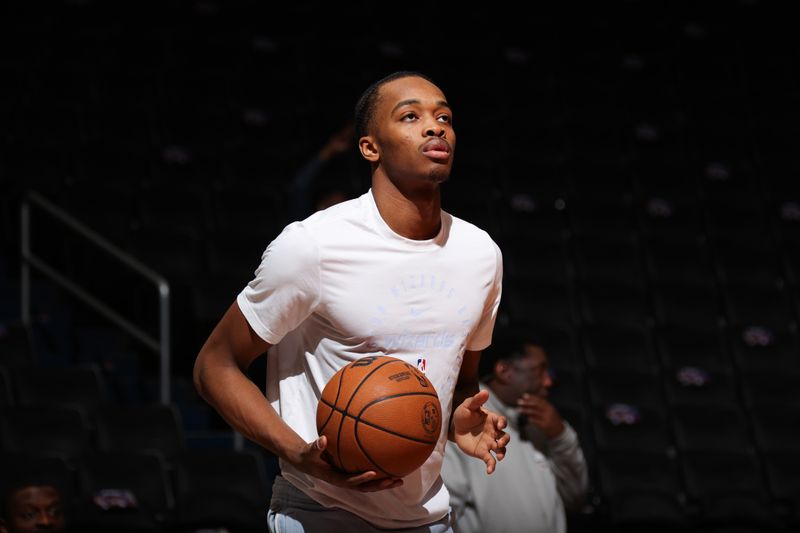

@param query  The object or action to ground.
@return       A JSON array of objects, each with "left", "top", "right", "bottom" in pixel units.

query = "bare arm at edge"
[{"left": 193, "top": 301, "right": 401, "bottom": 491}]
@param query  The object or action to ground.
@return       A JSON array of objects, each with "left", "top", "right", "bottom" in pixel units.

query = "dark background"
[{"left": 2, "top": 1, "right": 800, "bottom": 532}]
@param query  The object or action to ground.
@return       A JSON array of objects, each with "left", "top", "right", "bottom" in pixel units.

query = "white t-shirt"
[{"left": 237, "top": 189, "right": 503, "bottom": 529}]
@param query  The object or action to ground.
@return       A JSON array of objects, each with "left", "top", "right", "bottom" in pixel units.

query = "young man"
[
  {"left": 441, "top": 335, "right": 589, "bottom": 533},
  {"left": 0, "top": 484, "right": 65, "bottom": 533},
  {"left": 193, "top": 71, "right": 509, "bottom": 532}
]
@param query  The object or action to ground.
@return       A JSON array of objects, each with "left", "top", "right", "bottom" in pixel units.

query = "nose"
[
  {"left": 37, "top": 513, "right": 53, "bottom": 527},
  {"left": 543, "top": 371, "right": 553, "bottom": 390},
  {"left": 424, "top": 123, "right": 445, "bottom": 138}
]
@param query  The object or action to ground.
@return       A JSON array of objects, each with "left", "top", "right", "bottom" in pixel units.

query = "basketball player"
[{"left": 194, "top": 71, "right": 509, "bottom": 532}]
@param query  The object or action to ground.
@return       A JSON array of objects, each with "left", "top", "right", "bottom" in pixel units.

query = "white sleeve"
[
  {"left": 441, "top": 443, "right": 485, "bottom": 533},
  {"left": 236, "top": 222, "right": 322, "bottom": 345},
  {"left": 547, "top": 421, "right": 590, "bottom": 511},
  {"left": 466, "top": 239, "right": 503, "bottom": 352}
]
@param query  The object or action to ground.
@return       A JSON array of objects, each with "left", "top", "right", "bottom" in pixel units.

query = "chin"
[{"left": 427, "top": 168, "right": 451, "bottom": 184}]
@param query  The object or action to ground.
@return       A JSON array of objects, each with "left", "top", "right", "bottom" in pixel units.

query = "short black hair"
[
  {"left": 0, "top": 457, "right": 70, "bottom": 520},
  {"left": 353, "top": 70, "right": 436, "bottom": 139},
  {"left": 479, "top": 328, "right": 545, "bottom": 380}
]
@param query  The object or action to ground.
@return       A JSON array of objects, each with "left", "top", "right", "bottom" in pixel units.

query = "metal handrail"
[{"left": 20, "top": 190, "right": 171, "bottom": 405}]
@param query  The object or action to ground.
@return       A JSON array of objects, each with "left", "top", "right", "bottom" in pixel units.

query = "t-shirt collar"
[{"left": 365, "top": 188, "right": 448, "bottom": 249}]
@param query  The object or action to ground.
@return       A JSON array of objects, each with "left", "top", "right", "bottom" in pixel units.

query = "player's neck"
[{"left": 372, "top": 175, "right": 442, "bottom": 240}]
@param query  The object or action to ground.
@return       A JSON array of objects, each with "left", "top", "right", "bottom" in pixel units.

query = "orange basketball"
[{"left": 316, "top": 355, "right": 442, "bottom": 479}]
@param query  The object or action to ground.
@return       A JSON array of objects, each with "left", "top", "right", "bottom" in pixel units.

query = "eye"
[
  {"left": 437, "top": 114, "right": 451, "bottom": 123},
  {"left": 401, "top": 112, "right": 418, "bottom": 122}
]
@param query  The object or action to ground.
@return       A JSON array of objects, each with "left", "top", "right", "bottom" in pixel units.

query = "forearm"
[
  {"left": 547, "top": 423, "right": 589, "bottom": 510},
  {"left": 194, "top": 356, "right": 306, "bottom": 461},
  {"left": 448, "top": 379, "right": 480, "bottom": 441}
]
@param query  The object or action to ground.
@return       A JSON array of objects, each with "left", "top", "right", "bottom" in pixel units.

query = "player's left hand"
[{"left": 452, "top": 389, "right": 510, "bottom": 474}]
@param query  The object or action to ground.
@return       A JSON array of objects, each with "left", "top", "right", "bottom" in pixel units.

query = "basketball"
[{"left": 316, "top": 355, "right": 442, "bottom": 479}]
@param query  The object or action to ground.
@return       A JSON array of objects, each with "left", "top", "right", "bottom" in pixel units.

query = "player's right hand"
[{"left": 292, "top": 436, "right": 404, "bottom": 492}]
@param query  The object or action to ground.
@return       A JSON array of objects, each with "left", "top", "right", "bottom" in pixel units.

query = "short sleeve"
[
  {"left": 237, "top": 222, "right": 322, "bottom": 344},
  {"left": 466, "top": 239, "right": 503, "bottom": 351}
]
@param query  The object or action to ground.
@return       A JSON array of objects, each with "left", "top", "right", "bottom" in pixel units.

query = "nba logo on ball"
[
  {"left": 422, "top": 401, "right": 439, "bottom": 435},
  {"left": 417, "top": 358, "right": 426, "bottom": 372}
]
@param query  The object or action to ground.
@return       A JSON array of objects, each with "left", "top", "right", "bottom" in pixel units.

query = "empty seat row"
[
  {"left": 495, "top": 320, "right": 800, "bottom": 372},
  {"left": 1, "top": 403, "right": 185, "bottom": 463},
  {"left": 594, "top": 448, "right": 800, "bottom": 531},
  {"left": 1, "top": 449, "right": 269, "bottom": 533}
]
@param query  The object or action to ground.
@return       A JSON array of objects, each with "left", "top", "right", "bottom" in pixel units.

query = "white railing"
[{"left": 20, "top": 190, "right": 172, "bottom": 405}]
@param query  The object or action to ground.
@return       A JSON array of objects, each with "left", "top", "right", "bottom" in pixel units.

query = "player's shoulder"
[
  {"left": 268, "top": 197, "right": 362, "bottom": 252},
  {"left": 258, "top": 195, "right": 367, "bottom": 271},
  {"left": 446, "top": 211, "right": 502, "bottom": 255},
  {"left": 296, "top": 194, "right": 366, "bottom": 235}
]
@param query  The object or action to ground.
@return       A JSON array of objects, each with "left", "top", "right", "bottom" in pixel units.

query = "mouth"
[{"left": 421, "top": 139, "right": 451, "bottom": 162}]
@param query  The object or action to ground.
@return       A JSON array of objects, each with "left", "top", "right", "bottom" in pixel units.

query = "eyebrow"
[{"left": 391, "top": 98, "right": 451, "bottom": 114}]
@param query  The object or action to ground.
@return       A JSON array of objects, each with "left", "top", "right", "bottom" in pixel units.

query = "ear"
[
  {"left": 358, "top": 135, "right": 379, "bottom": 162},
  {"left": 494, "top": 360, "right": 512, "bottom": 383}
]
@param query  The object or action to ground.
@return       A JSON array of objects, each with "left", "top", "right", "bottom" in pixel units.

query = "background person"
[
  {"left": 442, "top": 333, "right": 589, "bottom": 533},
  {"left": 0, "top": 481, "right": 66, "bottom": 533}
]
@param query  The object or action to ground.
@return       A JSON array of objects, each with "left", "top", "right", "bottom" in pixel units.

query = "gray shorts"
[{"left": 267, "top": 476, "right": 458, "bottom": 533}]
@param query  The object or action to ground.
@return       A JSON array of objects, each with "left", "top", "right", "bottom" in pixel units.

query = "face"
[
  {"left": 0, "top": 486, "right": 64, "bottom": 533},
  {"left": 360, "top": 75, "right": 456, "bottom": 190},
  {"left": 505, "top": 344, "right": 553, "bottom": 399}
]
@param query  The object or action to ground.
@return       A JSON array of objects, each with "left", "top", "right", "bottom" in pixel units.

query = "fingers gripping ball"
[{"left": 316, "top": 355, "right": 442, "bottom": 479}]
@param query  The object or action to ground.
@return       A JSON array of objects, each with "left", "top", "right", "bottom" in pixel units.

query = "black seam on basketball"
[
  {"left": 318, "top": 367, "right": 345, "bottom": 437},
  {"left": 323, "top": 393, "right": 439, "bottom": 429},
  {"left": 317, "top": 400, "right": 341, "bottom": 468},
  {"left": 333, "top": 363, "right": 349, "bottom": 470},
  {"left": 352, "top": 389, "right": 441, "bottom": 447},
  {"left": 318, "top": 398, "right": 336, "bottom": 433},
  {"left": 354, "top": 424, "right": 399, "bottom": 478},
  {"left": 358, "top": 391, "right": 439, "bottom": 411},
  {"left": 351, "top": 414, "right": 439, "bottom": 444},
  {"left": 341, "top": 358, "right": 402, "bottom": 416},
  {"left": 336, "top": 357, "right": 399, "bottom": 471},
  {"left": 356, "top": 390, "right": 441, "bottom": 441}
]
